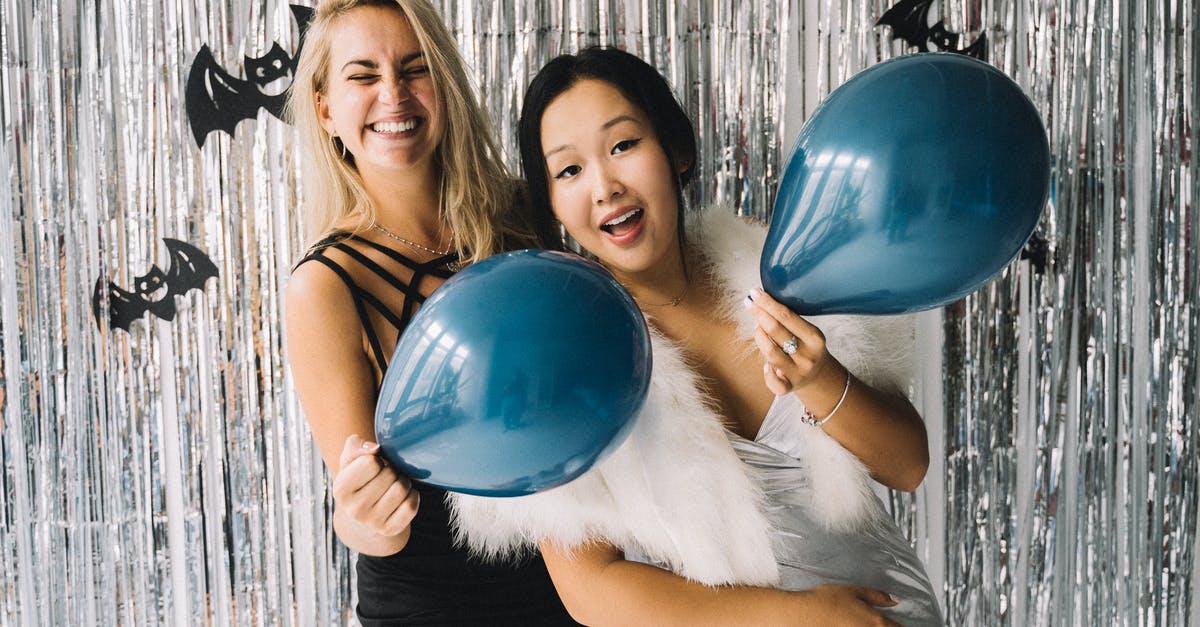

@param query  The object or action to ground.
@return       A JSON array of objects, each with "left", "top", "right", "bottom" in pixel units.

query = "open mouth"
[
  {"left": 371, "top": 118, "right": 421, "bottom": 135},
  {"left": 600, "top": 208, "right": 644, "bottom": 236}
]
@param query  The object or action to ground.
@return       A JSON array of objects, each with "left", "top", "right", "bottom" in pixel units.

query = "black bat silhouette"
[
  {"left": 1019, "top": 233, "right": 1050, "bottom": 274},
  {"left": 185, "top": 4, "right": 315, "bottom": 147},
  {"left": 92, "top": 239, "right": 219, "bottom": 332},
  {"left": 876, "top": 0, "right": 987, "bottom": 60}
]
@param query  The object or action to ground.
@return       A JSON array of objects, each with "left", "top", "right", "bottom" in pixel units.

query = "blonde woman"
[{"left": 284, "top": 1, "right": 575, "bottom": 624}]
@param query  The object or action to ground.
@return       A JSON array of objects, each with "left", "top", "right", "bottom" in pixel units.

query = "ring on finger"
[{"left": 781, "top": 336, "right": 799, "bottom": 355}]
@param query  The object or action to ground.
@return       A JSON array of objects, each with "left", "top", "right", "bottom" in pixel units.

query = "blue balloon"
[
  {"left": 761, "top": 53, "right": 1050, "bottom": 314},
  {"left": 374, "top": 250, "right": 650, "bottom": 497}
]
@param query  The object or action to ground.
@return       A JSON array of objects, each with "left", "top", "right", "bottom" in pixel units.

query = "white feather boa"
[{"left": 448, "top": 206, "right": 917, "bottom": 587}]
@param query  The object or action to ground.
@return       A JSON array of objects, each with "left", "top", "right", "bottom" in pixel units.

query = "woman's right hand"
[
  {"left": 795, "top": 584, "right": 903, "bottom": 626},
  {"left": 332, "top": 434, "right": 421, "bottom": 548}
]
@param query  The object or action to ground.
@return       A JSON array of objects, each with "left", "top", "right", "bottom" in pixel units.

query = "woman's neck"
[
  {"left": 612, "top": 249, "right": 693, "bottom": 311},
  {"left": 356, "top": 163, "right": 447, "bottom": 242}
]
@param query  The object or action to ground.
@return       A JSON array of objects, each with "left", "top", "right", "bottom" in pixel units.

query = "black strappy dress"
[{"left": 296, "top": 233, "right": 578, "bottom": 626}]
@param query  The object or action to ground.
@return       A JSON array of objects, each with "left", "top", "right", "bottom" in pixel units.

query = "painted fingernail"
[
  {"left": 774, "top": 367, "right": 786, "bottom": 378},
  {"left": 743, "top": 295, "right": 753, "bottom": 309},
  {"left": 747, "top": 289, "right": 757, "bottom": 301},
  {"left": 763, "top": 362, "right": 771, "bottom": 374},
  {"left": 363, "top": 441, "right": 380, "bottom": 453},
  {"left": 889, "top": 593, "right": 900, "bottom": 603}
]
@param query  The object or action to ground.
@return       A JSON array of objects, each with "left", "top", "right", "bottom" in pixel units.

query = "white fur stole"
[{"left": 447, "top": 206, "right": 918, "bottom": 585}]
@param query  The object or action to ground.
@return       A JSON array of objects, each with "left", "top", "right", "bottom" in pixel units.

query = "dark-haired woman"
[{"left": 451, "top": 47, "right": 942, "bottom": 626}]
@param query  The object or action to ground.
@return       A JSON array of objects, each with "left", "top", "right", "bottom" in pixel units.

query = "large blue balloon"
[
  {"left": 374, "top": 250, "right": 650, "bottom": 497},
  {"left": 761, "top": 53, "right": 1050, "bottom": 314}
]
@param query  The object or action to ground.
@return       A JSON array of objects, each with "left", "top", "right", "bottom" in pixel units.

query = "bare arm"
[
  {"left": 541, "top": 541, "right": 901, "bottom": 627},
  {"left": 748, "top": 289, "right": 929, "bottom": 491},
  {"left": 285, "top": 261, "right": 419, "bottom": 556}
]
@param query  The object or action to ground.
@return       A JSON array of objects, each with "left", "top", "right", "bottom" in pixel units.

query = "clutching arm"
[
  {"left": 540, "top": 540, "right": 901, "bottom": 627},
  {"left": 285, "top": 261, "right": 420, "bottom": 556},
  {"left": 746, "top": 288, "right": 930, "bottom": 492}
]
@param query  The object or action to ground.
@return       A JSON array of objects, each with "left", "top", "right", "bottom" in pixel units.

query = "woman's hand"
[
  {"left": 746, "top": 287, "right": 840, "bottom": 396},
  {"left": 332, "top": 434, "right": 421, "bottom": 549},
  {"left": 795, "top": 584, "right": 903, "bottom": 627},
  {"left": 745, "top": 287, "right": 930, "bottom": 491}
]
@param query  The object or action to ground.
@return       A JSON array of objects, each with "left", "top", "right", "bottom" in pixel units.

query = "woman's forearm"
[
  {"left": 807, "top": 365, "right": 929, "bottom": 491},
  {"left": 561, "top": 561, "right": 804, "bottom": 626},
  {"left": 542, "top": 542, "right": 808, "bottom": 626}
]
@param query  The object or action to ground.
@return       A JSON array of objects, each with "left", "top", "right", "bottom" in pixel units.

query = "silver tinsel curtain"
[{"left": 1, "top": 1, "right": 1196, "bottom": 626}]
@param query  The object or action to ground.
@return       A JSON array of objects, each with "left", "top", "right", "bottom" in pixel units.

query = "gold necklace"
[{"left": 632, "top": 281, "right": 689, "bottom": 307}]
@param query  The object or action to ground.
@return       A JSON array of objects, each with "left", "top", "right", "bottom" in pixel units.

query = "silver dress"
[{"left": 732, "top": 398, "right": 944, "bottom": 626}]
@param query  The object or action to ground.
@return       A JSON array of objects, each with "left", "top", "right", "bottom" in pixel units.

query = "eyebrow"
[
  {"left": 544, "top": 114, "right": 643, "bottom": 159},
  {"left": 340, "top": 51, "right": 425, "bottom": 72}
]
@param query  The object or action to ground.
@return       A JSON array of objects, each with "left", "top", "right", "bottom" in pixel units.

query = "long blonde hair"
[{"left": 288, "top": 0, "right": 536, "bottom": 260}]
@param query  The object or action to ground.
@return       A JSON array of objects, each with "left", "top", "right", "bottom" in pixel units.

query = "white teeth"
[
  {"left": 372, "top": 119, "right": 418, "bottom": 133},
  {"left": 603, "top": 208, "right": 641, "bottom": 227}
]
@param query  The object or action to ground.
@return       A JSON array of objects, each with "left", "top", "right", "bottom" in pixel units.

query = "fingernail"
[
  {"left": 743, "top": 295, "right": 753, "bottom": 309},
  {"left": 763, "top": 362, "right": 771, "bottom": 374},
  {"left": 362, "top": 441, "right": 380, "bottom": 453},
  {"left": 747, "top": 289, "right": 758, "bottom": 302},
  {"left": 774, "top": 367, "right": 786, "bottom": 378},
  {"left": 889, "top": 593, "right": 900, "bottom": 603}
]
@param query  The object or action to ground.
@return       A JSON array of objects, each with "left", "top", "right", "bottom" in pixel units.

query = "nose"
[
  {"left": 380, "top": 74, "right": 413, "bottom": 105},
  {"left": 591, "top": 163, "right": 625, "bottom": 205}
]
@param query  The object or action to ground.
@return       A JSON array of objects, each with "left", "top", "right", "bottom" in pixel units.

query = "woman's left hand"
[
  {"left": 746, "top": 287, "right": 838, "bottom": 395},
  {"left": 747, "top": 288, "right": 930, "bottom": 491}
]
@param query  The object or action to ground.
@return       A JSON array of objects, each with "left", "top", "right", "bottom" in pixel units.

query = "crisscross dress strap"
[{"left": 295, "top": 232, "right": 457, "bottom": 376}]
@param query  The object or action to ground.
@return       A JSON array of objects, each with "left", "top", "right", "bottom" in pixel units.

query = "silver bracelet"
[{"left": 799, "top": 369, "right": 852, "bottom": 427}]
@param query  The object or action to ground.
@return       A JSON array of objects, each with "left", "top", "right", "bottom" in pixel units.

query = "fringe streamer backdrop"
[
  {"left": 0, "top": 1, "right": 785, "bottom": 625},
  {"left": 0, "top": 1, "right": 1196, "bottom": 626}
]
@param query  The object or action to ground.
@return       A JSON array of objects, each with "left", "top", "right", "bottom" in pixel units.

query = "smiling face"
[
  {"left": 316, "top": 4, "right": 443, "bottom": 182},
  {"left": 541, "top": 79, "right": 685, "bottom": 281}
]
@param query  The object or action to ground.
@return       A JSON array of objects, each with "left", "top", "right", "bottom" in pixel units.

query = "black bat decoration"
[
  {"left": 92, "top": 239, "right": 219, "bottom": 332},
  {"left": 1019, "top": 233, "right": 1050, "bottom": 275},
  {"left": 876, "top": 0, "right": 987, "bottom": 61},
  {"left": 185, "top": 4, "right": 315, "bottom": 147}
]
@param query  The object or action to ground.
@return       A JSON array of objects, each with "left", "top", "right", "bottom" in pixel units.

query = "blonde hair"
[{"left": 288, "top": 0, "right": 536, "bottom": 261}]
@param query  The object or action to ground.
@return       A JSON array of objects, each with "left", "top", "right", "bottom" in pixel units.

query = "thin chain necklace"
[
  {"left": 370, "top": 223, "right": 462, "bottom": 271},
  {"left": 632, "top": 281, "right": 689, "bottom": 307},
  {"left": 370, "top": 223, "right": 454, "bottom": 256}
]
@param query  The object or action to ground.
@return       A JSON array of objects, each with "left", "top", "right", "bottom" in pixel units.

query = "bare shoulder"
[
  {"left": 285, "top": 259, "right": 363, "bottom": 350},
  {"left": 288, "top": 258, "right": 347, "bottom": 303},
  {"left": 287, "top": 258, "right": 354, "bottom": 316}
]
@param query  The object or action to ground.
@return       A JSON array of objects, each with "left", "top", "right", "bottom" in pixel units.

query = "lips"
[
  {"left": 600, "top": 207, "right": 643, "bottom": 234},
  {"left": 598, "top": 206, "right": 645, "bottom": 244}
]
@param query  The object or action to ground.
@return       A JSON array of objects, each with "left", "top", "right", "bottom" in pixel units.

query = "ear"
[
  {"left": 316, "top": 92, "right": 336, "bottom": 136},
  {"left": 673, "top": 150, "right": 693, "bottom": 174}
]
